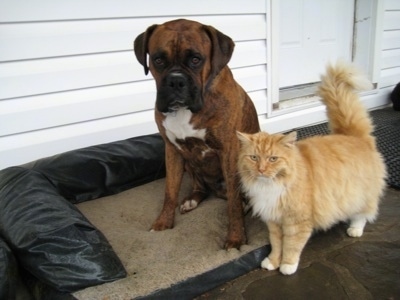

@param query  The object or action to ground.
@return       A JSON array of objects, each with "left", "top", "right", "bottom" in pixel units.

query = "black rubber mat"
[{"left": 292, "top": 107, "right": 400, "bottom": 190}]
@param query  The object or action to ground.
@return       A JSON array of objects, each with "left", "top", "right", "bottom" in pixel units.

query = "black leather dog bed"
[{"left": 0, "top": 134, "right": 165, "bottom": 299}]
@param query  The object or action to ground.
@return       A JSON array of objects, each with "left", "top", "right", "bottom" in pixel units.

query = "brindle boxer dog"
[{"left": 134, "top": 19, "right": 260, "bottom": 249}]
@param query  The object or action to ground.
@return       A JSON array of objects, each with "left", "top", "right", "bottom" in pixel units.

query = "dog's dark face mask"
[
  {"left": 133, "top": 19, "right": 234, "bottom": 114},
  {"left": 154, "top": 71, "right": 202, "bottom": 113}
]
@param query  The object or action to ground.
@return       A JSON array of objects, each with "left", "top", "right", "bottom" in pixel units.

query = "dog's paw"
[
  {"left": 347, "top": 227, "right": 363, "bottom": 237},
  {"left": 280, "top": 263, "right": 299, "bottom": 275},
  {"left": 224, "top": 240, "right": 242, "bottom": 250},
  {"left": 261, "top": 257, "right": 278, "bottom": 271},
  {"left": 224, "top": 233, "right": 246, "bottom": 250},
  {"left": 180, "top": 199, "right": 198, "bottom": 214},
  {"left": 150, "top": 219, "right": 174, "bottom": 231}
]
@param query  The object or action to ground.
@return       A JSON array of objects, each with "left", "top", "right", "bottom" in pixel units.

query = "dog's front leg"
[
  {"left": 151, "top": 142, "right": 184, "bottom": 231},
  {"left": 221, "top": 145, "right": 247, "bottom": 249}
]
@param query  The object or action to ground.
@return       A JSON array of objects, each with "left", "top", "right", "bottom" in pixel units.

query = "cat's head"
[{"left": 237, "top": 131, "right": 297, "bottom": 183}]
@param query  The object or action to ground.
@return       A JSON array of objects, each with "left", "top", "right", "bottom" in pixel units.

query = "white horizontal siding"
[
  {"left": 385, "top": 0, "right": 400, "bottom": 10},
  {"left": 0, "top": 42, "right": 267, "bottom": 136},
  {"left": 381, "top": 49, "right": 400, "bottom": 69},
  {"left": 0, "top": 1, "right": 265, "bottom": 22},
  {"left": 380, "top": 0, "right": 400, "bottom": 88},
  {"left": 0, "top": 0, "right": 268, "bottom": 170},
  {"left": 0, "top": 65, "right": 267, "bottom": 137},
  {"left": 0, "top": 39, "right": 267, "bottom": 100},
  {"left": 383, "top": 10, "right": 400, "bottom": 30},
  {"left": 382, "top": 30, "right": 400, "bottom": 50},
  {"left": 0, "top": 110, "right": 159, "bottom": 169},
  {"left": 0, "top": 15, "right": 266, "bottom": 62},
  {"left": 0, "top": 82, "right": 154, "bottom": 136}
]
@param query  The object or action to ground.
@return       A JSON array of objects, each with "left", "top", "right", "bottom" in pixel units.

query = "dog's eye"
[
  {"left": 191, "top": 57, "right": 201, "bottom": 65},
  {"left": 154, "top": 57, "right": 164, "bottom": 66},
  {"left": 188, "top": 56, "right": 202, "bottom": 68}
]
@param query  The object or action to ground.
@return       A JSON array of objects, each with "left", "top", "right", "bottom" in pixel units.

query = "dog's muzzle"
[
  {"left": 156, "top": 72, "right": 202, "bottom": 113},
  {"left": 166, "top": 72, "right": 186, "bottom": 90}
]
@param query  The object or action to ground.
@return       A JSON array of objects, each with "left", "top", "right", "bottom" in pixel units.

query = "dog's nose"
[{"left": 167, "top": 73, "right": 186, "bottom": 90}]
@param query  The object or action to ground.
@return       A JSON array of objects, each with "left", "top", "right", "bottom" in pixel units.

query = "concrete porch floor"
[{"left": 198, "top": 187, "right": 400, "bottom": 300}]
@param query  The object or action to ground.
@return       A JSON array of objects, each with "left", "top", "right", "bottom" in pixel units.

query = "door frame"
[{"left": 262, "top": 0, "right": 385, "bottom": 133}]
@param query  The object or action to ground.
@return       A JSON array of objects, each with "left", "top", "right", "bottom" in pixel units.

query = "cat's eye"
[
  {"left": 269, "top": 156, "right": 278, "bottom": 162},
  {"left": 249, "top": 155, "right": 258, "bottom": 161}
]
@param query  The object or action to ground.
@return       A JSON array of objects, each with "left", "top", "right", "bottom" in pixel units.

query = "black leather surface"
[{"left": 0, "top": 133, "right": 165, "bottom": 297}]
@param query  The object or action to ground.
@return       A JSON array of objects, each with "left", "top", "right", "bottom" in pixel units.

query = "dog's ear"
[
  {"left": 134, "top": 24, "right": 158, "bottom": 75},
  {"left": 203, "top": 25, "right": 235, "bottom": 79}
]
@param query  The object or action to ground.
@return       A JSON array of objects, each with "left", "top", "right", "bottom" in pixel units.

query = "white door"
[{"left": 279, "top": 0, "right": 355, "bottom": 88}]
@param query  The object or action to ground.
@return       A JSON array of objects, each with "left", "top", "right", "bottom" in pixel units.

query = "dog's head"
[{"left": 134, "top": 19, "right": 234, "bottom": 113}]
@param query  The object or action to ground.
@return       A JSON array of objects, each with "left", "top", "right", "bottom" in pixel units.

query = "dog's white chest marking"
[{"left": 162, "top": 109, "right": 206, "bottom": 149}]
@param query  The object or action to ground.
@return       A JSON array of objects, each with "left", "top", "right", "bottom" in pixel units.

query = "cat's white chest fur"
[
  {"left": 162, "top": 109, "right": 206, "bottom": 149},
  {"left": 245, "top": 177, "right": 285, "bottom": 223}
]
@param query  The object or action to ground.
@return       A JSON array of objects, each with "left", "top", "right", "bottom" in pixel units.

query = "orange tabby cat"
[{"left": 237, "top": 62, "right": 386, "bottom": 275}]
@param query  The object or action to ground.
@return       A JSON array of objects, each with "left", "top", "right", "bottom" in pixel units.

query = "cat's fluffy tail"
[{"left": 318, "top": 61, "right": 374, "bottom": 141}]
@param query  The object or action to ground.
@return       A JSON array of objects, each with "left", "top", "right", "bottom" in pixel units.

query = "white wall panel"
[
  {"left": 382, "top": 30, "right": 400, "bottom": 50},
  {"left": 0, "top": 0, "right": 265, "bottom": 22},
  {"left": 381, "top": 49, "right": 400, "bottom": 70},
  {"left": 0, "top": 81, "right": 155, "bottom": 136},
  {"left": 380, "top": 1, "right": 400, "bottom": 89},
  {"left": 1, "top": 62, "right": 267, "bottom": 138},
  {"left": 385, "top": 0, "right": 400, "bottom": 10},
  {"left": 0, "top": 1, "right": 269, "bottom": 170},
  {"left": 1, "top": 53, "right": 140, "bottom": 99},
  {"left": 0, "top": 15, "right": 266, "bottom": 61},
  {"left": 380, "top": 67, "right": 400, "bottom": 88},
  {"left": 1, "top": 40, "right": 267, "bottom": 100},
  {"left": 383, "top": 11, "right": 400, "bottom": 30},
  {"left": 0, "top": 110, "right": 158, "bottom": 169}
]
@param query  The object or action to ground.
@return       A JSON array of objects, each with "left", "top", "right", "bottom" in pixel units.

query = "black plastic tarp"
[{"left": 0, "top": 133, "right": 166, "bottom": 299}]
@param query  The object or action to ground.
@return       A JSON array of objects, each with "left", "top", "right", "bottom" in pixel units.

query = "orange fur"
[{"left": 237, "top": 62, "right": 386, "bottom": 275}]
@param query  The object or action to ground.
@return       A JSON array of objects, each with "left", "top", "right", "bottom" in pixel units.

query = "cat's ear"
[
  {"left": 236, "top": 131, "right": 251, "bottom": 144},
  {"left": 281, "top": 131, "right": 297, "bottom": 147}
]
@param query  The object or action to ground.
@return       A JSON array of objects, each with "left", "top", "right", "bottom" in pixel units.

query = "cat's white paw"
[
  {"left": 180, "top": 199, "right": 198, "bottom": 213},
  {"left": 347, "top": 227, "right": 363, "bottom": 237},
  {"left": 261, "top": 257, "right": 278, "bottom": 271},
  {"left": 279, "top": 263, "right": 299, "bottom": 275}
]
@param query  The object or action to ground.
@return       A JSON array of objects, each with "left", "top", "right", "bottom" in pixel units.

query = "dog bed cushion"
[{"left": 0, "top": 134, "right": 165, "bottom": 297}]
